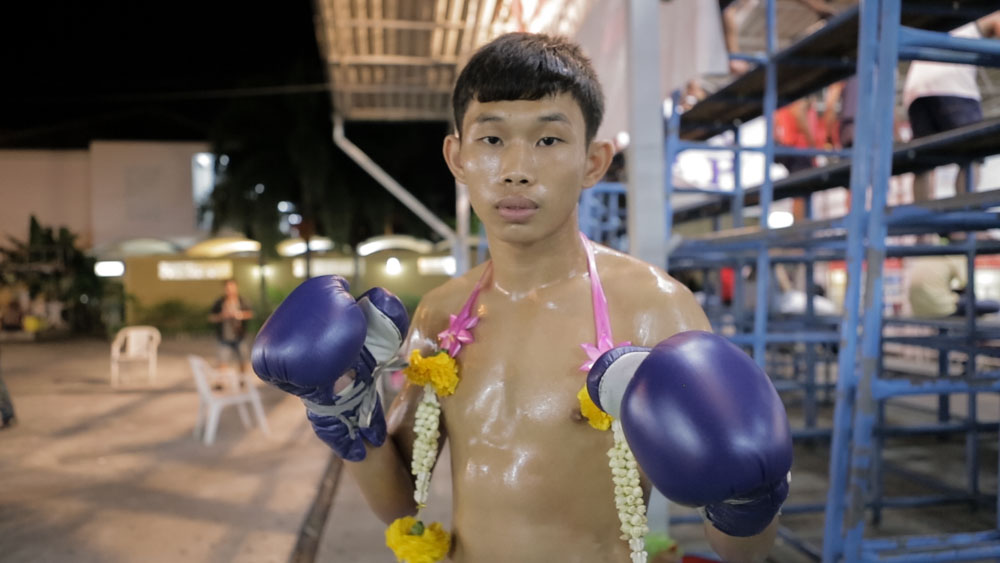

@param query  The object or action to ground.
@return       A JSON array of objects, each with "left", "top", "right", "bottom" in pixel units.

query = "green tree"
[{"left": 0, "top": 216, "right": 103, "bottom": 334}]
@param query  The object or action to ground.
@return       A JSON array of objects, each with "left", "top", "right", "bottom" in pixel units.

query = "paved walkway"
[
  {"left": 0, "top": 337, "right": 328, "bottom": 563},
  {"left": 2, "top": 337, "right": 996, "bottom": 563}
]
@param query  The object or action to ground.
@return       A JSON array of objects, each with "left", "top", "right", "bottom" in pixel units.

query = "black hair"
[{"left": 452, "top": 32, "right": 604, "bottom": 143}]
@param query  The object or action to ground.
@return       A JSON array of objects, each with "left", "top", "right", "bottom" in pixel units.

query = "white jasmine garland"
[
  {"left": 412, "top": 384, "right": 441, "bottom": 508},
  {"left": 610, "top": 419, "right": 649, "bottom": 563}
]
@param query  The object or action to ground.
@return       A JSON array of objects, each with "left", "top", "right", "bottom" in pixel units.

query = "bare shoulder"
[
  {"left": 413, "top": 262, "right": 487, "bottom": 323},
  {"left": 402, "top": 261, "right": 489, "bottom": 353},
  {"left": 386, "top": 263, "right": 487, "bottom": 445},
  {"left": 593, "top": 244, "right": 711, "bottom": 345}
]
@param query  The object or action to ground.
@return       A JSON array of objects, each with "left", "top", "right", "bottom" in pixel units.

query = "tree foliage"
[{"left": 0, "top": 216, "right": 104, "bottom": 333}]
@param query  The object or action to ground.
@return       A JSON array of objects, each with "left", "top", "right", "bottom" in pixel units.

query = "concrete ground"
[
  {"left": 2, "top": 338, "right": 999, "bottom": 563},
  {"left": 0, "top": 337, "right": 329, "bottom": 563}
]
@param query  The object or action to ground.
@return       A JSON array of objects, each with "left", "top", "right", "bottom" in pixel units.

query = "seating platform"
[
  {"left": 673, "top": 117, "right": 1000, "bottom": 224},
  {"left": 678, "top": 1, "right": 997, "bottom": 142}
]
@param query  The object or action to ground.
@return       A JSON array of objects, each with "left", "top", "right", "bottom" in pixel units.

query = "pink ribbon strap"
[
  {"left": 579, "top": 233, "right": 630, "bottom": 371},
  {"left": 437, "top": 262, "right": 492, "bottom": 357}
]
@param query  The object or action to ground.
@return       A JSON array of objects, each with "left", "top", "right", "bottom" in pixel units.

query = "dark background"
[{"left": 0, "top": 0, "right": 457, "bottom": 244}]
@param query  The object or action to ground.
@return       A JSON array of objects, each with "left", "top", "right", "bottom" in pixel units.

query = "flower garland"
[
  {"left": 385, "top": 253, "right": 650, "bottom": 562},
  {"left": 579, "top": 386, "right": 650, "bottom": 563},
  {"left": 386, "top": 352, "right": 458, "bottom": 563}
]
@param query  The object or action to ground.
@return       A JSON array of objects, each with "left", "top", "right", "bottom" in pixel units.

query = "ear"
[
  {"left": 443, "top": 133, "right": 467, "bottom": 185},
  {"left": 582, "top": 139, "right": 615, "bottom": 189}
]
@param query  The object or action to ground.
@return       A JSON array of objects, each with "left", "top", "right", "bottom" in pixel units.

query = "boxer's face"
[{"left": 444, "top": 93, "right": 612, "bottom": 245}]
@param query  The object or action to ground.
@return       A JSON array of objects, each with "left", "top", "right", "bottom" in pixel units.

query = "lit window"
[
  {"left": 157, "top": 260, "right": 233, "bottom": 281},
  {"left": 293, "top": 258, "right": 356, "bottom": 278},
  {"left": 417, "top": 256, "right": 457, "bottom": 276}
]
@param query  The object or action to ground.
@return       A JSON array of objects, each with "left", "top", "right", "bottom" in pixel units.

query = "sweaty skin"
[
  {"left": 395, "top": 248, "right": 710, "bottom": 562},
  {"left": 345, "top": 93, "right": 778, "bottom": 562}
]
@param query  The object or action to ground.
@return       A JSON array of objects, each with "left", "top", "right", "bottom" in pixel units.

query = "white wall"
[
  {"left": 0, "top": 150, "right": 92, "bottom": 246},
  {"left": 0, "top": 140, "right": 210, "bottom": 251},
  {"left": 88, "top": 141, "right": 209, "bottom": 248}
]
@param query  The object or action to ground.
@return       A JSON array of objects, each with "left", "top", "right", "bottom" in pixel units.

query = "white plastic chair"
[
  {"left": 187, "top": 355, "right": 270, "bottom": 445},
  {"left": 111, "top": 326, "right": 161, "bottom": 387}
]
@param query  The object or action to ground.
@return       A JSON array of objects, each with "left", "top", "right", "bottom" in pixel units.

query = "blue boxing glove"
[
  {"left": 587, "top": 331, "right": 792, "bottom": 537},
  {"left": 252, "top": 276, "right": 409, "bottom": 461}
]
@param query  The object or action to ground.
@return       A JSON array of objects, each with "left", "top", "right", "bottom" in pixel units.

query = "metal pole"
[
  {"left": 823, "top": 0, "right": 881, "bottom": 559},
  {"left": 752, "top": 0, "right": 779, "bottom": 367},
  {"left": 625, "top": 0, "right": 667, "bottom": 266},
  {"left": 331, "top": 113, "right": 458, "bottom": 247}
]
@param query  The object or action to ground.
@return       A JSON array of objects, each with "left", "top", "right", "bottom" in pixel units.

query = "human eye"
[
  {"left": 538, "top": 136, "right": 563, "bottom": 147},
  {"left": 480, "top": 136, "right": 502, "bottom": 146}
]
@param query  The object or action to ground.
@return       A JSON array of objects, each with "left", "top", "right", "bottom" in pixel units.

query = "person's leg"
[
  {"left": 936, "top": 96, "right": 984, "bottom": 196},
  {"left": 216, "top": 340, "right": 232, "bottom": 371},
  {"left": 0, "top": 375, "right": 16, "bottom": 428},
  {"left": 214, "top": 341, "right": 239, "bottom": 389},
  {"left": 236, "top": 339, "right": 251, "bottom": 386},
  {"left": 907, "top": 97, "right": 939, "bottom": 203}
]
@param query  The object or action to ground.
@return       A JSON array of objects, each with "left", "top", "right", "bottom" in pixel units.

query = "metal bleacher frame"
[{"left": 581, "top": 0, "right": 1000, "bottom": 560}]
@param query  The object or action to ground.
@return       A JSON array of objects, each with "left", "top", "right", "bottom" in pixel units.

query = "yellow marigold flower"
[
  {"left": 386, "top": 516, "right": 451, "bottom": 563},
  {"left": 405, "top": 350, "right": 459, "bottom": 397},
  {"left": 404, "top": 350, "right": 432, "bottom": 386},
  {"left": 577, "top": 385, "right": 612, "bottom": 431}
]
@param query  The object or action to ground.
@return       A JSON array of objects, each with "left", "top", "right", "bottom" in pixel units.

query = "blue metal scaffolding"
[{"left": 580, "top": 0, "right": 1000, "bottom": 560}]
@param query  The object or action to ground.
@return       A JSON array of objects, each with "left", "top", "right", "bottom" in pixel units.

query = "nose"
[
  {"left": 501, "top": 143, "right": 535, "bottom": 186},
  {"left": 503, "top": 172, "right": 532, "bottom": 185}
]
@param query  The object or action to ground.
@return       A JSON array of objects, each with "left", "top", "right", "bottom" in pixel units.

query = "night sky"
[
  {"left": 0, "top": 1, "right": 457, "bottom": 240},
  {"left": 0, "top": 1, "right": 325, "bottom": 147}
]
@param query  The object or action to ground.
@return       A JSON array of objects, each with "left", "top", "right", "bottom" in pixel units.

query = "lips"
[{"left": 496, "top": 196, "right": 539, "bottom": 223}]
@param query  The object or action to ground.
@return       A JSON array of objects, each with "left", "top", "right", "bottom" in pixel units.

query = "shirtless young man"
[{"left": 253, "top": 33, "right": 787, "bottom": 562}]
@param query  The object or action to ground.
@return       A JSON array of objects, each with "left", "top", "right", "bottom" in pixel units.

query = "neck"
[{"left": 486, "top": 223, "right": 588, "bottom": 298}]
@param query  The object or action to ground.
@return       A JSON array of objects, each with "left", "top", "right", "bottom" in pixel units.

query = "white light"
[
  {"left": 417, "top": 256, "right": 457, "bottom": 276},
  {"left": 219, "top": 155, "right": 230, "bottom": 166},
  {"left": 768, "top": 211, "right": 794, "bottom": 229},
  {"left": 254, "top": 183, "right": 265, "bottom": 194},
  {"left": 288, "top": 213, "right": 302, "bottom": 225},
  {"left": 356, "top": 235, "right": 434, "bottom": 257},
  {"left": 293, "top": 257, "right": 356, "bottom": 278},
  {"left": 94, "top": 261, "right": 125, "bottom": 277},
  {"left": 250, "top": 265, "right": 275, "bottom": 279},
  {"left": 385, "top": 257, "right": 403, "bottom": 276},
  {"left": 615, "top": 131, "right": 630, "bottom": 151},
  {"left": 279, "top": 237, "right": 335, "bottom": 257},
  {"left": 195, "top": 153, "right": 213, "bottom": 167},
  {"left": 278, "top": 201, "right": 293, "bottom": 213},
  {"left": 158, "top": 260, "right": 233, "bottom": 280}
]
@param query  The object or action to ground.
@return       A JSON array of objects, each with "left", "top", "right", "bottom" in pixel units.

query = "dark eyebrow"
[
  {"left": 539, "top": 112, "right": 570, "bottom": 124},
  {"left": 473, "top": 113, "right": 503, "bottom": 124}
]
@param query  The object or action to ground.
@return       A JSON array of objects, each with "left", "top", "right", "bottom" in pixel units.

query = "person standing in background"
[
  {"left": 903, "top": 12, "right": 1000, "bottom": 202},
  {"left": 209, "top": 279, "right": 254, "bottom": 377}
]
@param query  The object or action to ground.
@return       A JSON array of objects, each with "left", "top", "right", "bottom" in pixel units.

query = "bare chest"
[{"left": 443, "top": 298, "right": 600, "bottom": 427}]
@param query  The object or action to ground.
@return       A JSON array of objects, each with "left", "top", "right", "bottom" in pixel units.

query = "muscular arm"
[
  {"left": 343, "top": 384, "right": 424, "bottom": 524},
  {"left": 823, "top": 81, "right": 845, "bottom": 146},
  {"left": 343, "top": 298, "right": 450, "bottom": 524},
  {"left": 792, "top": 99, "right": 817, "bottom": 148},
  {"left": 635, "top": 266, "right": 781, "bottom": 559}
]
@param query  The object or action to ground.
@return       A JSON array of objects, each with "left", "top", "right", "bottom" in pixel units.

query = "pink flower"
[{"left": 437, "top": 311, "right": 479, "bottom": 357}]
